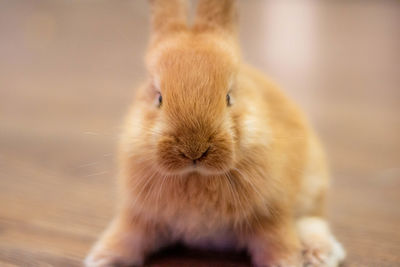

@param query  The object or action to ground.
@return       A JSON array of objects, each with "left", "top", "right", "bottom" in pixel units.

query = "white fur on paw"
[
  {"left": 84, "top": 248, "right": 144, "bottom": 267},
  {"left": 297, "top": 217, "right": 346, "bottom": 267}
]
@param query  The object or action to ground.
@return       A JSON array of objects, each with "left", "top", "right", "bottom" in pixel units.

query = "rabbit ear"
[
  {"left": 193, "top": 0, "right": 237, "bottom": 35},
  {"left": 148, "top": 0, "right": 188, "bottom": 39}
]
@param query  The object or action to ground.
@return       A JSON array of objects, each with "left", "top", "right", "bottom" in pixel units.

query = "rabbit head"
[{"left": 142, "top": 0, "right": 241, "bottom": 176}]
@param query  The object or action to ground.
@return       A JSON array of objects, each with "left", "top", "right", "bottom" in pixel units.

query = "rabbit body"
[{"left": 85, "top": 1, "right": 345, "bottom": 266}]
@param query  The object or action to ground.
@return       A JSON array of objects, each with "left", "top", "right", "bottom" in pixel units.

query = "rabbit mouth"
[
  {"left": 156, "top": 144, "right": 233, "bottom": 177},
  {"left": 156, "top": 128, "right": 235, "bottom": 177}
]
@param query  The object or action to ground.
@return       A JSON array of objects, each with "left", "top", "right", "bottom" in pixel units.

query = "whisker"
[
  {"left": 77, "top": 162, "right": 99, "bottom": 168},
  {"left": 84, "top": 171, "right": 108, "bottom": 177}
]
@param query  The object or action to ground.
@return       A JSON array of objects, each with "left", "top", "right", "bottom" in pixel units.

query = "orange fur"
[{"left": 85, "top": 1, "right": 345, "bottom": 266}]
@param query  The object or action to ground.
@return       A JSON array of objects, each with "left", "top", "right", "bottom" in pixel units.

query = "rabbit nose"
[{"left": 181, "top": 146, "right": 210, "bottom": 163}]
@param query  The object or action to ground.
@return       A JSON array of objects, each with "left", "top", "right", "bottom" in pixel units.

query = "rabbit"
[{"left": 85, "top": 0, "right": 346, "bottom": 266}]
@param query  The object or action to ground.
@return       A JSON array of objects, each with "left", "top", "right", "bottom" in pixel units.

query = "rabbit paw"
[
  {"left": 297, "top": 217, "right": 346, "bottom": 267},
  {"left": 302, "top": 238, "right": 345, "bottom": 267},
  {"left": 84, "top": 244, "right": 144, "bottom": 267}
]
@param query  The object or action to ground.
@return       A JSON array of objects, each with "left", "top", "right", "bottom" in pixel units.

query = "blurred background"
[{"left": 0, "top": 0, "right": 399, "bottom": 266}]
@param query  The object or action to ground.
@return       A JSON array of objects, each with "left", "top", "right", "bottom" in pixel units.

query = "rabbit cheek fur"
[{"left": 84, "top": 1, "right": 345, "bottom": 267}]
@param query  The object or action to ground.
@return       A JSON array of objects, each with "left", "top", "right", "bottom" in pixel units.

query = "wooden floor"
[{"left": 0, "top": 1, "right": 399, "bottom": 266}]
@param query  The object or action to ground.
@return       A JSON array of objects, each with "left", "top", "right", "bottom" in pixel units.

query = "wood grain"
[{"left": 0, "top": 1, "right": 399, "bottom": 266}]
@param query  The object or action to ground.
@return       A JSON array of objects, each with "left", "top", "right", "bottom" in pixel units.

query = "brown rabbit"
[{"left": 85, "top": 0, "right": 345, "bottom": 266}]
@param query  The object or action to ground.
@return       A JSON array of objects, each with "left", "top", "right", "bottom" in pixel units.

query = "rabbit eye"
[
  {"left": 158, "top": 94, "right": 162, "bottom": 107},
  {"left": 154, "top": 92, "right": 162, "bottom": 108},
  {"left": 226, "top": 94, "right": 231, "bottom": 106}
]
